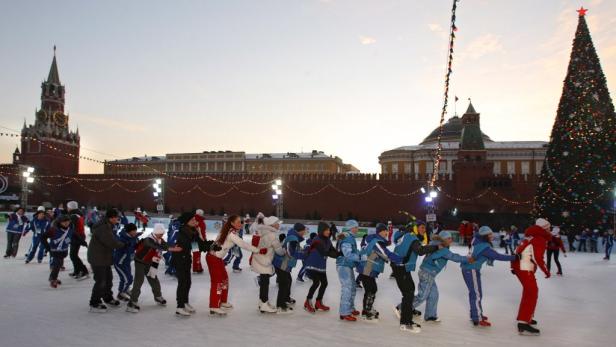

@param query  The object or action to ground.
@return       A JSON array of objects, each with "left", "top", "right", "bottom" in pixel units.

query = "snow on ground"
[{"left": 0, "top": 223, "right": 615, "bottom": 347}]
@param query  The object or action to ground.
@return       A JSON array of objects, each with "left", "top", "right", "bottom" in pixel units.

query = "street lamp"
[
  {"left": 272, "top": 178, "right": 283, "bottom": 218},
  {"left": 21, "top": 166, "right": 35, "bottom": 209},
  {"left": 152, "top": 178, "right": 164, "bottom": 214}
]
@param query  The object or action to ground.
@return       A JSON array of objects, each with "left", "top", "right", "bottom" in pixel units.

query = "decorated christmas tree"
[{"left": 534, "top": 7, "right": 616, "bottom": 232}]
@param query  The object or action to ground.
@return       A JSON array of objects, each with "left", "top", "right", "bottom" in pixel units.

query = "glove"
[
  {"left": 259, "top": 248, "right": 268, "bottom": 255},
  {"left": 210, "top": 243, "right": 222, "bottom": 252}
]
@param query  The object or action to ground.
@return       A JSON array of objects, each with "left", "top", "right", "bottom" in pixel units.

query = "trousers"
[
  {"left": 206, "top": 253, "right": 229, "bottom": 308},
  {"left": 515, "top": 270, "right": 538, "bottom": 323},
  {"left": 336, "top": 266, "right": 357, "bottom": 316}
]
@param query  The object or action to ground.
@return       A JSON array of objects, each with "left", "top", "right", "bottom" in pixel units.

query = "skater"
[
  {"left": 413, "top": 231, "right": 471, "bottom": 322},
  {"left": 297, "top": 232, "right": 316, "bottom": 282},
  {"left": 4, "top": 207, "right": 29, "bottom": 258},
  {"left": 511, "top": 218, "right": 553, "bottom": 336},
  {"left": 86, "top": 206, "right": 100, "bottom": 228},
  {"left": 335, "top": 220, "right": 363, "bottom": 321},
  {"left": 87, "top": 209, "right": 126, "bottom": 313},
  {"left": 53, "top": 203, "right": 65, "bottom": 219},
  {"left": 499, "top": 228, "right": 507, "bottom": 250},
  {"left": 223, "top": 215, "right": 245, "bottom": 273},
  {"left": 192, "top": 209, "right": 207, "bottom": 274},
  {"left": 25, "top": 208, "right": 50, "bottom": 264},
  {"left": 356, "top": 223, "right": 402, "bottom": 322},
  {"left": 546, "top": 226, "right": 566, "bottom": 275},
  {"left": 303, "top": 222, "right": 340, "bottom": 313},
  {"left": 578, "top": 228, "right": 589, "bottom": 252},
  {"left": 273, "top": 223, "right": 307, "bottom": 313},
  {"left": 127, "top": 223, "right": 182, "bottom": 313},
  {"left": 207, "top": 215, "right": 262, "bottom": 315},
  {"left": 251, "top": 216, "right": 285, "bottom": 313},
  {"left": 164, "top": 216, "right": 180, "bottom": 276},
  {"left": 461, "top": 226, "right": 517, "bottom": 327},
  {"left": 173, "top": 211, "right": 212, "bottom": 316},
  {"left": 41, "top": 215, "right": 74, "bottom": 288},
  {"left": 67, "top": 201, "right": 89, "bottom": 280},
  {"left": 566, "top": 229, "right": 576, "bottom": 252},
  {"left": 590, "top": 229, "right": 599, "bottom": 253},
  {"left": 603, "top": 229, "right": 614, "bottom": 260},
  {"left": 113, "top": 223, "right": 139, "bottom": 301},
  {"left": 392, "top": 220, "right": 439, "bottom": 333}
]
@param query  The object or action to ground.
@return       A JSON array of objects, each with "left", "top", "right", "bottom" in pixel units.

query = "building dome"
[{"left": 420, "top": 115, "right": 491, "bottom": 145}]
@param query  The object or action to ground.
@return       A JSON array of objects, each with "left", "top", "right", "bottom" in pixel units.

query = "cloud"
[
  {"left": 359, "top": 35, "right": 376, "bottom": 45},
  {"left": 428, "top": 23, "right": 447, "bottom": 39},
  {"left": 463, "top": 33, "right": 505, "bottom": 59},
  {"left": 75, "top": 113, "right": 147, "bottom": 133}
]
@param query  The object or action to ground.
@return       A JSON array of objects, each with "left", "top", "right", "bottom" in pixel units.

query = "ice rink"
[{"left": 1, "top": 224, "right": 615, "bottom": 347}]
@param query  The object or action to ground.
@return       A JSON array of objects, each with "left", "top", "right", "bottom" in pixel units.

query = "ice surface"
[{"left": 0, "top": 223, "right": 614, "bottom": 347}]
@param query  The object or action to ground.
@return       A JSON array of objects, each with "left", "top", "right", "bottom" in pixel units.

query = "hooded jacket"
[
  {"left": 250, "top": 224, "right": 285, "bottom": 274},
  {"left": 87, "top": 220, "right": 125, "bottom": 266},
  {"left": 511, "top": 225, "right": 551, "bottom": 275},
  {"left": 273, "top": 228, "right": 305, "bottom": 272}
]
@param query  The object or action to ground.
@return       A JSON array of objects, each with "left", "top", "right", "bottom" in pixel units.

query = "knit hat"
[
  {"left": 375, "top": 223, "right": 388, "bottom": 234},
  {"left": 37, "top": 206, "right": 45, "bottom": 212},
  {"left": 264, "top": 216, "right": 281, "bottom": 226},
  {"left": 105, "top": 208, "right": 119, "bottom": 219},
  {"left": 293, "top": 223, "right": 306, "bottom": 232},
  {"left": 195, "top": 209, "right": 204, "bottom": 216},
  {"left": 317, "top": 222, "right": 330, "bottom": 235},
  {"left": 178, "top": 211, "right": 196, "bottom": 225},
  {"left": 153, "top": 223, "right": 166, "bottom": 235},
  {"left": 345, "top": 219, "right": 359, "bottom": 228},
  {"left": 478, "top": 226, "right": 493, "bottom": 236},
  {"left": 535, "top": 218, "right": 550, "bottom": 229},
  {"left": 66, "top": 201, "right": 78, "bottom": 210},
  {"left": 415, "top": 220, "right": 426, "bottom": 227},
  {"left": 57, "top": 215, "right": 71, "bottom": 223},
  {"left": 439, "top": 230, "right": 452, "bottom": 239}
]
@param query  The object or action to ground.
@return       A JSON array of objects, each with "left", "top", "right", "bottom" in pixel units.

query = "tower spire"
[{"left": 47, "top": 46, "right": 60, "bottom": 84}]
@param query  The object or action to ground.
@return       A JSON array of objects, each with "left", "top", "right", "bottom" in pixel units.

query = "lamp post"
[
  {"left": 152, "top": 178, "right": 164, "bottom": 214},
  {"left": 272, "top": 178, "right": 283, "bottom": 219},
  {"left": 21, "top": 166, "right": 35, "bottom": 209},
  {"left": 424, "top": 186, "right": 438, "bottom": 231}
]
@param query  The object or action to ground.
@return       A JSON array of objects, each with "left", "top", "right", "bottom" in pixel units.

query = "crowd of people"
[{"left": 3, "top": 202, "right": 615, "bottom": 337}]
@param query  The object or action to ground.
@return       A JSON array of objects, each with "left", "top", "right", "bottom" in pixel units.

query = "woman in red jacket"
[{"left": 546, "top": 226, "right": 566, "bottom": 276}]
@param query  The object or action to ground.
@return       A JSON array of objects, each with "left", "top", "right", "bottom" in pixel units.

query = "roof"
[
  {"left": 47, "top": 54, "right": 61, "bottom": 85},
  {"left": 393, "top": 141, "right": 547, "bottom": 152},
  {"left": 420, "top": 115, "right": 491, "bottom": 145},
  {"left": 245, "top": 151, "right": 332, "bottom": 160},
  {"left": 460, "top": 123, "right": 485, "bottom": 150}
]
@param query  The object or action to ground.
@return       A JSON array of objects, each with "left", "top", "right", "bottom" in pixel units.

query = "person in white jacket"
[
  {"left": 206, "top": 215, "right": 265, "bottom": 316},
  {"left": 251, "top": 216, "right": 285, "bottom": 313}
]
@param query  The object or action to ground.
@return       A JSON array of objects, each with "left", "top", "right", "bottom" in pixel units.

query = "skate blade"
[{"left": 392, "top": 305, "right": 401, "bottom": 319}]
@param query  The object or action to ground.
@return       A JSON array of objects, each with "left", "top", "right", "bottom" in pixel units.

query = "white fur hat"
[
  {"left": 67, "top": 201, "right": 78, "bottom": 210},
  {"left": 196, "top": 209, "right": 204, "bottom": 216},
  {"left": 263, "top": 216, "right": 281, "bottom": 226},
  {"left": 153, "top": 223, "right": 166, "bottom": 235},
  {"left": 535, "top": 218, "right": 550, "bottom": 229}
]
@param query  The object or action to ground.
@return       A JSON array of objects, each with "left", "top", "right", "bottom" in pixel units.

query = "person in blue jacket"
[
  {"left": 223, "top": 220, "right": 245, "bottom": 273},
  {"left": 413, "top": 231, "right": 471, "bottom": 322},
  {"left": 590, "top": 229, "right": 599, "bottom": 253},
  {"left": 4, "top": 207, "right": 30, "bottom": 258},
  {"left": 113, "top": 223, "right": 140, "bottom": 301},
  {"left": 297, "top": 232, "right": 316, "bottom": 282},
  {"left": 273, "top": 223, "right": 306, "bottom": 313},
  {"left": 41, "top": 215, "right": 74, "bottom": 288},
  {"left": 461, "top": 226, "right": 517, "bottom": 327},
  {"left": 164, "top": 216, "right": 180, "bottom": 276},
  {"left": 303, "top": 222, "right": 340, "bottom": 313},
  {"left": 25, "top": 208, "right": 51, "bottom": 264},
  {"left": 357, "top": 223, "right": 402, "bottom": 322},
  {"left": 603, "top": 229, "right": 614, "bottom": 260},
  {"left": 335, "top": 219, "right": 364, "bottom": 321}
]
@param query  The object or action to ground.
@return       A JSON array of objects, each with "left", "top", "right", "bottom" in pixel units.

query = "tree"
[{"left": 534, "top": 8, "right": 616, "bottom": 232}]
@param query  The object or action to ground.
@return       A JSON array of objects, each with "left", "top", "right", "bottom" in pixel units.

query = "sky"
[{"left": 1, "top": 0, "right": 615, "bottom": 174}]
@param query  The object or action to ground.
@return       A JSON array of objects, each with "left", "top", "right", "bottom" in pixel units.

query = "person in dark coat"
[
  {"left": 66, "top": 201, "right": 89, "bottom": 280},
  {"left": 87, "top": 209, "right": 125, "bottom": 313}
]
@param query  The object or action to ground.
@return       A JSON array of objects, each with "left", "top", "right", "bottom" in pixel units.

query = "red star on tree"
[{"left": 577, "top": 7, "right": 588, "bottom": 17}]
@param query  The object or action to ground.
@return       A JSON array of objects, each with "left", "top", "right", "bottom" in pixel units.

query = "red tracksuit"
[
  {"left": 511, "top": 226, "right": 551, "bottom": 323},
  {"left": 206, "top": 253, "right": 228, "bottom": 308},
  {"left": 192, "top": 215, "right": 207, "bottom": 273}
]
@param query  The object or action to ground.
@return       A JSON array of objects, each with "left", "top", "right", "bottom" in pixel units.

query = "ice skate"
[
  {"left": 126, "top": 301, "right": 140, "bottom": 313},
  {"left": 518, "top": 323, "right": 540, "bottom": 336},
  {"left": 259, "top": 301, "right": 277, "bottom": 313},
  {"left": 400, "top": 323, "right": 421, "bottom": 333}
]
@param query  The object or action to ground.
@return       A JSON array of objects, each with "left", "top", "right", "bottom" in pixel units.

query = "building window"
[
  {"left": 507, "top": 161, "right": 515, "bottom": 175},
  {"left": 414, "top": 162, "right": 419, "bottom": 174},
  {"left": 392, "top": 163, "right": 399, "bottom": 174},
  {"left": 439, "top": 161, "right": 447, "bottom": 173},
  {"left": 404, "top": 163, "right": 411, "bottom": 174},
  {"left": 425, "top": 162, "right": 433, "bottom": 174},
  {"left": 382, "top": 165, "right": 388, "bottom": 174},
  {"left": 493, "top": 161, "right": 501, "bottom": 175},
  {"left": 536, "top": 161, "right": 543, "bottom": 175},
  {"left": 521, "top": 161, "right": 530, "bottom": 175}
]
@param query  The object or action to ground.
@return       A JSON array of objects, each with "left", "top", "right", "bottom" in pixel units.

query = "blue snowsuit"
[
  {"left": 26, "top": 217, "right": 51, "bottom": 263},
  {"left": 297, "top": 237, "right": 314, "bottom": 280},
  {"left": 461, "top": 238, "right": 516, "bottom": 323},
  {"left": 164, "top": 219, "right": 180, "bottom": 275},
  {"left": 113, "top": 229, "right": 139, "bottom": 293},
  {"left": 335, "top": 231, "right": 362, "bottom": 316},
  {"left": 223, "top": 226, "right": 244, "bottom": 270},
  {"left": 604, "top": 234, "right": 614, "bottom": 260},
  {"left": 413, "top": 242, "right": 468, "bottom": 319},
  {"left": 5, "top": 212, "right": 29, "bottom": 258},
  {"left": 41, "top": 224, "right": 74, "bottom": 281}
]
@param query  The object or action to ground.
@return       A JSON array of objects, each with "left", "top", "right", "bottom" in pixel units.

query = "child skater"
[
  {"left": 113, "top": 223, "right": 139, "bottom": 301},
  {"left": 604, "top": 229, "right": 614, "bottom": 260},
  {"left": 25, "top": 208, "right": 51, "bottom": 264},
  {"left": 356, "top": 223, "right": 402, "bottom": 322},
  {"left": 335, "top": 220, "right": 363, "bottom": 321},
  {"left": 251, "top": 216, "right": 285, "bottom": 314},
  {"left": 413, "top": 231, "right": 472, "bottom": 322},
  {"left": 303, "top": 222, "right": 340, "bottom": 313},
  {"left": 41, "top": 215, "right": 74, "bottom": 288},
  {"left": 297, "top": 232, "right": 316, "bottom": 282},
  {"left": 461, "top": 226, "right": 517, "bottom": 327},
  {"left": 273, "top": 223, "right": 307, "bottom": 313}
]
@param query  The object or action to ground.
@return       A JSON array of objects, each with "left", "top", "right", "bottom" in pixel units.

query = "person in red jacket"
[
  {"left": 511, "top": 218, "right": 552, "bottom": 336},
  {"left": 192, "top": 209, "right": 207, "bottom": 273},
  {"left": 546, "top": 226, "right": 566, "bottom": 276}
]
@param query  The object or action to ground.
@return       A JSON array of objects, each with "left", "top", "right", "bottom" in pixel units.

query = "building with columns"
[{"left": 379, "top": 102, "right": 547, "bottom": 181}]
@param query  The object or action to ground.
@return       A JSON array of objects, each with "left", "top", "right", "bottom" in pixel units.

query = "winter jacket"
[
  {"left": 420, "top": 242, "right": 468, "bottom": 275},
  {"left": 461, "top": 238, "right": 516, "bottom": 271},
  {"left": 511, "top": 225, "right": 551, "bottom": 275},
  {"left": 167, "top": 219, "right": 180, "bottom": 246},
  {"left": 358, "top": 234, "right": 402, "bottom": 277},
  {"left": 304, "top": 234, "right": 339, "bottom": 273},
  {"left": 113, "top": 229, "right": 139, "bottom": 265},
  {"left": 273, "top": 229, "right": 305, "bottom": 272},
  {"left": 393, "top": 233, "right": 438, "bottom": 272},
  {"left": 6, "top": 213, "right": 29, "bottom": 234},
  {"left": 135, "top": 235, "right": 168, "bottom": 265},
  {"left": 211, "top": 228, "right": 258, "bottom": 259},
  {"left": 68, "top": 209, "right": 87, "bottom": 246},
  {"left": 87, "top": 220, "right": 125, "bottom": 266},
  {"left": 547, "top": 235, "right": 566, "bottom": 252},
  {"left": 173, "top": 225, "right": 210, "bottom": 266},
  {"left": 42, "top": 224, "right": 74, "bottom": 253},
  {"left": 251, "top": 224, "right": 285, "bottom": 275},
  {"left": 336, "top": 231, "right": 361, "bottom": 268},
  {"left": 29, "top": 217, "right": 51, "bottom": 237},
  {"left": 194, "top": 214, "right": 207, "bottom": 241}
]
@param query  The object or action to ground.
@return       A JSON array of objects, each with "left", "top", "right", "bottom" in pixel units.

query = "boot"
[
  {"left": 351, "top": 309, "right": 360, "bottom": 316},
  {"left": 220, "top": 302, "right": 233, "bottom": 310},
  {"left": 315, "top": 300, "right": 330, "bottom": 311},
  {"left": 175, "top": 307, "right": 191, "bottom": 317},
  {"left": 155, "top": 296, "right": 167, "bottom": 306},
  {"left": 340, "top": 314, "right": 357, "bottom": 322},
  {"left": 209, "top": 307, "right": 227, "bottom": 316},
  {"left": 89, "top": 303, "right": 108, "bottom": 313},
  {"left": 518, "top": 323, "right": 540, "bottom": 336},
  {"left": 304, "top": 299, "right": 316, "bottom": 313},
  {"left": 184, "top": 303, "right": 196, "bottom": 313},
  {"left": 400, "top": 323, "right": 421, "bottom": 333},
  {"left": 50, "top": 280, "right": 58, "bottom": 288},
  {"left": 126, "top": 301, "right": 140, "bottom": 313}
]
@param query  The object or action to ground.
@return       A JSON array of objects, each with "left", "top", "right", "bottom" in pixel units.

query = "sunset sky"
[{"left": 1, "top": 0, "right": 615, "bottom": 174}]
